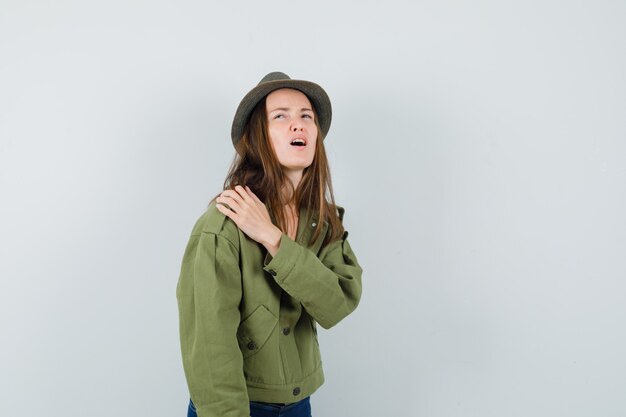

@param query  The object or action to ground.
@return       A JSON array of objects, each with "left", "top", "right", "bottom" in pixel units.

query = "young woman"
[{"left": 176, "top": 71, "right": 363, "bottom": 417}]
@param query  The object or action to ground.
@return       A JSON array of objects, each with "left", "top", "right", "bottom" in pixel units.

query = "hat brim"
[{"left": 231, "top": 79, "right": 332, "bottom": 148}]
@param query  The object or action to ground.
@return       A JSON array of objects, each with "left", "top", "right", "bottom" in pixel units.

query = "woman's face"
[{"left": 266, "top": 88, "right": 318, "bottom": 174}]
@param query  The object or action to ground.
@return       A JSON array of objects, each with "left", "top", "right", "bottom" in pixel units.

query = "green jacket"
[{"left": 176, "top": 201, "right": 363, "bottom": 417}]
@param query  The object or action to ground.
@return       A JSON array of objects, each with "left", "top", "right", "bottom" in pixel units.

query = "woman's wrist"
[{"left": 262, "top": 225, "right": 283, "bottom": 257}]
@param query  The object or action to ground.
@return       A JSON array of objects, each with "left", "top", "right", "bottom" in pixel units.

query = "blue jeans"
[{"left": 187, "top": 396, "right": 312, "bottom": 417}]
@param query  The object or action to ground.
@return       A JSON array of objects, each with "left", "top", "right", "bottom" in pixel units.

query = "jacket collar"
[{"left": 297, "top": 206, "right": 329, "bottom": 250}]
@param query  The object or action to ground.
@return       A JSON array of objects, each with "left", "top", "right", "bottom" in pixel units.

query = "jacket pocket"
[{"left": 237, "top": 305, "right": 277, "bottom": 359}]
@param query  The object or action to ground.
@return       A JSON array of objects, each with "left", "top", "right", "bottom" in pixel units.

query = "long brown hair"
[{"left": 208, "top": 92, "right": 344, "bottom": 247}]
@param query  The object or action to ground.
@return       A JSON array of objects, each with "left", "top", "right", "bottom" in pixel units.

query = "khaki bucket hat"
[{"left": 230, "top": 71, "right": 332, "bottom": 148}]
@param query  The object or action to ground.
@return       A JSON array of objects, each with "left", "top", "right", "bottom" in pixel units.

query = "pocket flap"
[{"left": 237, "top": 305, "right": 277, "bottom": 357}]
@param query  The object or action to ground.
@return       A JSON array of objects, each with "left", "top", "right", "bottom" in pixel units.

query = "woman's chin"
[{"left": 280, "top": 161, "right": 313, "bottom": 171}]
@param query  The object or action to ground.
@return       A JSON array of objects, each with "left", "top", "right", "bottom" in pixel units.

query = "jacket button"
[
  {"left": 282, "top": 327, "right": 290, "bottom": 336},
  {"left": 292, "top": 387, "right": 301, "bottom": 396},
  {"left": 247, "top": 341, "right": 256, "bottom": 350},
  {"left": 268, "top": 269, "right": 277, "bottom": 276}
]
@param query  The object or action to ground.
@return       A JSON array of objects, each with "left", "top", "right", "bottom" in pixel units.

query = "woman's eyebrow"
[{"left": 269, "top": 107, "right": 313, "bottom": 113}]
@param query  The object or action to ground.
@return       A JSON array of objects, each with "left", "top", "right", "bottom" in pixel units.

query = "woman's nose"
[{"left": 290, "top": 119, "right": 304, "bottom": 132}]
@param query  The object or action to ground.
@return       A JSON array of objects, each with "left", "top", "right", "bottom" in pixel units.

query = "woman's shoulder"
[{"left": 189, "top": 201, "right": 240, "bottom": 246}]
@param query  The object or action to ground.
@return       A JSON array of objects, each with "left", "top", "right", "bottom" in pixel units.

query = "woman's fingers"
[
  {"left": 224, "top": 184, "right": 263, "bottom": 208},
  {"left": 233, "top": 185, "right": 255, "bottom": 205},
  {"left": 216, "top": 202, "right": 237, "bottom": 219},
  {"left": 220, "top": 188, "right": 248, "bottom": 211},
  {"left": 245, "top": 185, "right": 264, "bottom": 205},
  {"left": 220, "top": 189, "right": 243, "bottom": 204},
  {"left": 216, "top": 185, "right": 276, "bottom": 245},
  {"left": 220, "top": 186, "right": 257, "bottom": 212},
  {"left": 218, "top": 186, "right": 269, "bottom": 229},
  {"left": 216, "top": 195, "right": 242, "bottom": 213}
]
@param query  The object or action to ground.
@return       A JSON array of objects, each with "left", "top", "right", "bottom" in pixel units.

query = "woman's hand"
[{"left": 215, "top": 185, "right": 282, "bottom": 251}]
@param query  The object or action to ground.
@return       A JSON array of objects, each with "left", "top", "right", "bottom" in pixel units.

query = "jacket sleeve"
[
  {"left": 262, "top": 229, "right": 363, "bottom": 329},
  {"left": 176, "top": 231, "right": 250, "bottom": 417}
]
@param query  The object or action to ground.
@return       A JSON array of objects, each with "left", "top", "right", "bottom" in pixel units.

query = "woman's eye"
[
  {"left": 273, "top": 114, "right": 285, "bottom": 119},
  {"left": 302, "top": 114, "right": 313, "bottom": 119}
]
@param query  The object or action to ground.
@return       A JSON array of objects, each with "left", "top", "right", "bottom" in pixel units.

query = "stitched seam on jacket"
[
  {"left": 245, "top": 362, "right": 323, "bottom": 388},
  {"left": 201, "top": 230, "right": 239, "bottom": 253}
]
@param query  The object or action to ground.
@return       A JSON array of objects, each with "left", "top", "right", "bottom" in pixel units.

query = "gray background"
[{"left": 1, "top": 1, "right": 625, "bottom": 416}]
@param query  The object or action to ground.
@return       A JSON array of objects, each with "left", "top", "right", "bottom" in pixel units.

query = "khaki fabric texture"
[{"left": 176, "top": 201, "right": 363, "bottom": 417}]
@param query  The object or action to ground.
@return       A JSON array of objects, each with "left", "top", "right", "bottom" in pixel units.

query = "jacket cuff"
[{"left": 263, "top": 233, "right": 302, "bottom": 281}]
